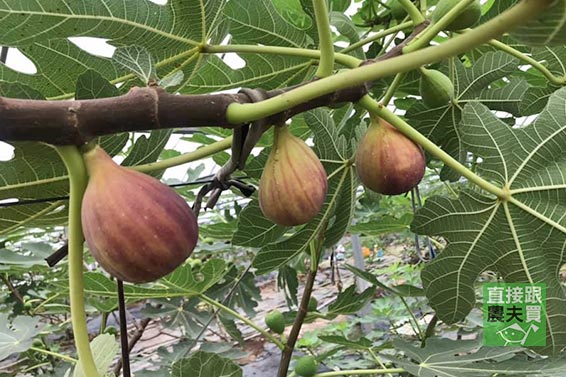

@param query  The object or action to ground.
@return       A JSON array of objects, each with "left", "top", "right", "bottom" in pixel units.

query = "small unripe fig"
[
  {"left": 259, "top": 126, "right": 327, "bottom": 226},
  {"left": 294, "top": 355, "right": 318, "bottom": 377},
  {"left": 265, "top": 310, "right": 286, "bottom": 334},
  {"left": 355, "top": 118, "right": 425, "bottom": 195},
  {"left": 432, "top": 0, "right": 481, "bottom": 31},
  {"left": 307, "top": 297, "right": 318, "bottom": 312},
  {"left": 81, "top": 146, "right": 198, "bottom": 283},
  {"left": 419, "top": 68, "right": 454, "bottom": 108},
  {"left": 104, "top": 326, "right": 118, "bottom": 336}
]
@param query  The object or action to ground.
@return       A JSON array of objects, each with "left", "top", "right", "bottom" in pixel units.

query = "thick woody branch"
[
  {"left": 0, "top": 88, "right": 242, "bottom": 145},
  {"left": 0, "top": 23, "right": 428, "bottom": 145},
  {"left": 0, "top": 83, "right": 371, "bottom": 145}
]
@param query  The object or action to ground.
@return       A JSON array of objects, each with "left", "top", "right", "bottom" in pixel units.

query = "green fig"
[
  {"left": 432, "top": 0, "right": 481, "bottom": 31},
  {"left": 81, "top": 146, "right": 198, "bottom": 283},
  {"left": 419, "top": 67, "right": 454, "bottom": 108},
  {"left": 355, "top": 118, "right": 426, "bottom": 195},
  {"left": 294, "top": 355, "right": 318, "bottom": 377},
  {"left": 265, "top": 310, "right": 286, "bottom": 334},
  {"left": 308, "top": 297, "right": 318, "bottom": 312},
  {"left": 259, "top": 126, "right": 327, "bottom": 226}
]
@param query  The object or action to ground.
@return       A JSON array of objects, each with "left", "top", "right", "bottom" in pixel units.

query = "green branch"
[
  {"left": 277, "top": 238, "right": 323, "bottom": 377},
  {"left": 204, "top": 44, "right": 361, "bottom": 68},
  {"left": 341, "top": 21, "right": 413, "bottom": 54},
  {"left": 30, "top": 347, "right": 78, "bottom": 364},
  {"left": 226, "top": 0, "right": 553, "bottom": 125},
  {"left": 403, "top": 0, "right": 477, "bottom": 53},
  {"left": 198, "top": 294, "right": 285, "bottom": 350},
  {"left": 313, "top": 0, "right": 335, "bottom": 77},
  {"left": 475, "top": 34, "right": 566, "bottom": 86},
  {"left": 55, "top": 146, "right": 98, "bottom": 377},
  {"left": 134, "top": 137, "right": 233, "bottom": 174},
  {"left": 398, "top": 0, "right": 425, "bottom": 24},
  {"left": 380, "top": 72, "right": 406, "bottom": 106}
]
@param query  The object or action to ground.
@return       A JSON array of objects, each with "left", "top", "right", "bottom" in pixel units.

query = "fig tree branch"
[
  {"left": 0, "top": 0, "right": 553, "bottom": 146},
  {"left": 277, "top": 239, "right": 323, "bottom": 377},
  {"left": 0, "top": 22, "right": 426, "bottom": 146}
]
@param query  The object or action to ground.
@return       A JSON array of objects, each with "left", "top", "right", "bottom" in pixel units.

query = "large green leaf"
[
  {"left": 305, "top": 108, "right": 348, "bottom": 162},
  {"left": 232, "top": 200, "right": 288, "bottom": 248},
  {"left": 53, "top": 259, "right": 229, "bottom": 303},
  {"left": 326, "top": 285, "right": 375, "bottom": 318},
  {"left": 510, "top": 0, "right": 566, "bottom": 46},
  {"left": 406, "top": 51, "right": 520, "bottom": 180},
  {"left": 412, "top": 88, "right": 566, "bottom": 354},
  {"left": 483, "top": 0, "right": 566, "bottom": 48},
  {"left": 178, "top": 0, "right": 316, "bottom": 93},
  {"left": 0, "top": 314, "right": 43, "bottom": 362},
  {"left": 73, "top": 334, "right": 118, "bottom": 377},
  {"left": 349, "top": 214, "right": 413, "bottom": 236},
  {"left": 0, "top": 0, "right": 227, "bottom": 97},
  {"left": 0, "top": 39, "right": 124, "bottom": 98},
  {"left": 225, "top": 0, "right": 307, "bottom": 48},
  {"left": 171, "top": 351, "right": 242, "bottom": 377},
  {"left": 389, "top": 337, "right": 566, "bottom": 376}
]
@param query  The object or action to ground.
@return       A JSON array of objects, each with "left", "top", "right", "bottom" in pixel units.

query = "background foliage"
[{"left": 0, "top": 0, "right": 566, "bottom": 376}]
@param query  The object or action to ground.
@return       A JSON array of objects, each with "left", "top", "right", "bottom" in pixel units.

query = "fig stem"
[
  {"left": 340, "top": 21, "right": 412, "bottom": 54},
  {"left": 403, "top": 0, "right": 477, "bottom": 53},
  {"left": 381, "top": 71, "right": 406, "bottom": 107},
  {"left": 134, "top": 136, "right": 233, "bottom": 174},
  {"left": 55, "top": 146, "right": 99, "bottom": 377},
  {"left": 456, "top": 30, "right": 566, "bottom": 86},
  {"left": 29, "top": 347, "right": 78, "bottom": 364},
  {"left": 197, "top": 294, "right": 285, "bottom": 350},
  {"left": 226, "top": 0, "right": 553, "bottom": 125},
  {"left": 398, "top": 0, "right": 426, "bottom": 25},
  {"left": 312, "top": 0, "right": 335, "bottom": 78},
  {"left": 204, "top": 44, "right": 361, "bottom": 69}
]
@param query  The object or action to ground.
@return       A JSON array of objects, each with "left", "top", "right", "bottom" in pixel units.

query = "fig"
[
  {"left": 259, "top": 126, "right": 327, "bottom": 226},
  {"left": 355, "top": 118, "right": 425, "bottom": 195},
  {"left": 81, "top": 146, "right": 198, "bottom": 283},
  {"left": 294, "top": 355, "right": 318, "bottom": 377},
  {"left": 307, "top": 297, "right": 318, "bottom": 312},
  {"left": 265, "top": 310, "right": 285, "bottom": 334},
  {"left": 432, "top": 0, "right": 481, "bottom": 31},
  {"left": 419, "top": 67, "right": 454, "bottom": 108}
]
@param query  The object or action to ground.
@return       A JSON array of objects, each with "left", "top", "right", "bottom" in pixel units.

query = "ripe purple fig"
[
  {"left": 355, "top": 118, "right": 425, "bottom": 195},
  {"left": 81, "top": 146, "right": 198, "bottom": 283},
  {"left": 259, "top": 126, "right": 327, "bottom": 226}
]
